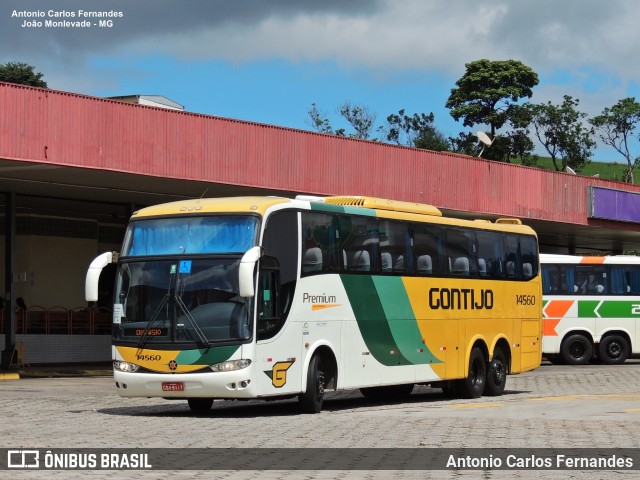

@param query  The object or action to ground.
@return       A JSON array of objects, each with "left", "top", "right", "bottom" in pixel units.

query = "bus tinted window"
[
  {"left": 446, "top": 228, "right": 475, "bottom": 276},
  {"left": 575, "top": 265, "right": 607, "bottom": 295},
  {"left": 343, "top": 216, "right": 378, "bottom": 273},
  {"left": 301, "top": 212, "right": 538, "bottom": 282},
  {"left": 476, "top": 230, "right": 503, "bottom": 278},
  {"left": 379, "top": 220, "right": 411, "bottom": 274},
  {"left": 302, "top": 212, "right": 342, "bottom": 274},
  {"left": 413, "top": 224, "right": 444, "bottom": 276},
  {"left": 520, "top": 236, "right": 538, "bottom": 280}
]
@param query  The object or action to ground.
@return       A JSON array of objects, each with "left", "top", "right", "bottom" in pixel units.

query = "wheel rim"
[
  {"left": 315, "top": 370, "right": 325, "bottom": 403},
  {"left": 569, "top": 341, "right": 585, "bottom": 359},
  {"left": 471, "top": 359, "right": 484, "bottom": 388},
  {"left": 606, "top": 341, "right": 622, "bottom": 359},
  {"left": 491, "top": 359, "right": 505, "bottom": 384}
]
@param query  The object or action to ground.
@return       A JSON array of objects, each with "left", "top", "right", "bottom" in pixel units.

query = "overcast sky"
[{"left": 2, "top": 0, "right": 639, "bottom": 161}]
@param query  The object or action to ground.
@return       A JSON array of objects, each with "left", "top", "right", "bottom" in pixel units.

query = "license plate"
[{"left": 162, "top": 382, "right": 184, "bottom": 392}]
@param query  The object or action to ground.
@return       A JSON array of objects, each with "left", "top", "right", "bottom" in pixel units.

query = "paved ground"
[{"left": 1, "top": 360, "right": 640, "bottom": 479}]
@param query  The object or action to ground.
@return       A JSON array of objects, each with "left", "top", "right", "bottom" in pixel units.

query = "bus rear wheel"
[
  {"left": 598, "top": 335, "right": 630, "bottom": 365},
  {"left": 453, "top": 347, "right": 486, "bottom": 399},
  {"left": 561, "top": 334, "right": 593, "bottom": 365},
  {"left": 187, "top": 398, "right": 213, "bottom": 413},
  {"left": 298, "top": 355, "right": 325, "bottom": 414},
  {"left": 485, "top": 348, "right": 507, "bottom": 396}
]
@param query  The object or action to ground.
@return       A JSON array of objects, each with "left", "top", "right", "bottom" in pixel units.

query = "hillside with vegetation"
[{"left": 513, "top": 157, "right": 636, "bottom": 184}]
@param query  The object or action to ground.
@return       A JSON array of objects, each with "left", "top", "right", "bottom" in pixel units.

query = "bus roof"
[
  {"left": 130, "top": 196, "right": 291, "bottom": 218},
  {"left": 129, "top": 195, "right": 536, "bottom": 236},
  {"left": 540, "top": 253, "right": 640, "bottom": 265}
]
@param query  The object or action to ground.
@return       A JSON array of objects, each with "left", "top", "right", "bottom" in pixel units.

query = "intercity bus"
[
  {"left": 541, "top": 253, "right": 640, "bottom": 365},
  {"left": 85, "top": 195, "right": 542, "bottom": 413}
]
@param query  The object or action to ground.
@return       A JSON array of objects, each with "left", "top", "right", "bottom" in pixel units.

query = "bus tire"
[
  {"left": 598, "top": 335, "right": 630, "bottom": 365},
  {"left": 484, "top": 348, "right": 507, "bottom": 396},
  {"left": 454, "top": 347, "right": 486, "bottom": 399},
  {"left": 187, "top": 398, "right": 213, "bottom": 413},
  {"left": 298, "top": 355, "right": 325, "bottom": 414},
  {"left": 561, "top": 334, "right": 593, "bottom": 365}
]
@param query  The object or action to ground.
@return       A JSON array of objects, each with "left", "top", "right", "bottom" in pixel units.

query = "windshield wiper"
[
  {"left": 137, "top": 293, "right": 170, "bottom": 348},
  {"left": 174, "top": 295, "right": 212, "bottom": 347}
]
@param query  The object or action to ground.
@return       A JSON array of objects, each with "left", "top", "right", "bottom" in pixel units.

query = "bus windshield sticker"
[
  {"left": 179, "top": 260, "right": 192, "bottom": 274},
  {"left": 113, "top": 304, "right": 124, "bottom": 324}
]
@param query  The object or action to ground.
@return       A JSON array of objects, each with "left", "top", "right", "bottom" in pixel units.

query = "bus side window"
[
  {"left": 257, "top": 257, "right": 283, "bottom": 341},
  {"left": 627, "top": 266, "right": 640, "bottom": 294},
  {"left": 476, "top": 230, "right": 503, "bottom": 279},
  {"left": 519, "top": 236, "right": 538, "bottom": 279},
  {"left": 342, "top": 216, "right": 378, "bottom": 273},
  {"left": 503, "top": 234, "right": 519, "bottom": 279},
  {"left": 414, "top": 223, "right": 443, "bottom": 276},
  {"left": 380, "top": 220, "right": 411, "bottom": 275},
  {"left": 542, "top": 265, "right": 560, "bottom": 294}
]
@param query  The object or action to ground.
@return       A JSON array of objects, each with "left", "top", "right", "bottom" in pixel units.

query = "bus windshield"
[
  {"left": 122, "top": 215, "right": 259, "bottom": 256},
  {"left": 113, "top": 258, "right": 251, "bottom": 345}
]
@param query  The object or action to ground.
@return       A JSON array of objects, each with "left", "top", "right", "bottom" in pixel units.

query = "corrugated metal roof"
[{"left": 2, "top": 81, "right": 640, "bottom": 237}]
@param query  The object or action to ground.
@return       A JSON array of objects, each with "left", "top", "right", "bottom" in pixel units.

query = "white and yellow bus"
[
  {"left": 541, "top": 253, "right": 640, "bottom": 365},
  {"left": 86, "top": 195, "right": 542, "bottom": 413}
]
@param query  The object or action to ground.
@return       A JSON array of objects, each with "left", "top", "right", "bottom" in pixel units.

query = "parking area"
[{"left": 2, "top": 361, "right": 640, "bottom": 478}]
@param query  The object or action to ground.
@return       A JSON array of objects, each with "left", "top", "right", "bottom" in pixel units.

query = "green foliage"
[
  {"left": 338, "top": 102, "right": 375, "bottom": 140},
  {"left": 382, "top": 109, "right": 450, "bottom": 151},
  {"left": 512, "top": 156, "right": 632, "bottom": 183},
  {"left": 590, "top": 97, "right": 640, "bottom": 182},
  {"left": 527, "top": 96, "right": 595, "bottom": 172},
  {"left": 306, "top": 102, "right": 373, "bottom": 139},
  {"left": 446, "top": 59, "right": 539, "bottom": 137},
  {"left": 449, "top": 132, "right": 478, "bottom": 156},
  {"left": 0, "top": 61, "right": 47, "bottom": 88}
]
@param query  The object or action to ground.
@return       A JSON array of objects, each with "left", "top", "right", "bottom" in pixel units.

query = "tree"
[
  {"left": 449, "top": 132, "right": 478, "bottom": 156},
  {"left": 527, "top": 95, "right": 595, "bottom": 173},
  {"left": 307, "top": 103, "right": 338, "bottom": 135},
  {"left": 306, "top": 102, "right": 375, "bottom": 139},
  {"left": 382, "top": 109, "right": 450, "bottom": 151},
  {"left": 338, "top": 102, "right": 376, "bottom": 140},
  {"left": 590, "top": 97, "right": 640, "bottom": 183},
  {"left": 0, "top": 62, "right": 47, "bottom": 88},
  {"left": 446, "top": 59, "right": 539, "bottom": 139}
]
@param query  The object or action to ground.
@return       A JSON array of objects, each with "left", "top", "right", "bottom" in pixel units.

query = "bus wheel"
[
  {"left": 454, "top": 347, "right": 486, "bottom": 399},
  {"left": 187, "top": 398, "right": 213, "bottom": 413},
  {"left": 561, "top": 334, "right": 593, "bottom": 365},
  {"left": 598, "top": 335, "right": 630, "bottom": 365},
  {"left": 299, "top": 355, "right": 325, "bottom": 414},
  {"left": 485, "top": 349, "right": 507, "bottom": 396}
]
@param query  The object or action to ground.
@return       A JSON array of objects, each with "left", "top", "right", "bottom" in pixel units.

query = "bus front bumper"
[{"left": 113, "top": 369, "right": 257, "bottom": 399}]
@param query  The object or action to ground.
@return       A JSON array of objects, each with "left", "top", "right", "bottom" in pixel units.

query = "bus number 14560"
[{"left": 515, "top": 295, "right": 536, "bottom": 306}]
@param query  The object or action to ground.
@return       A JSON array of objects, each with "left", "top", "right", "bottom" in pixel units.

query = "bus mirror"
[
  {"left": 85, "top": 251, "right": 117, "bottom": 302},
  {"left": 239, "top": 246, "right": 262, "bottom": 298}
]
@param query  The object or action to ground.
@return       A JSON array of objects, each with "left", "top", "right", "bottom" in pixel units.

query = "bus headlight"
[
  {"left": 113, "top": 361, "right": 140, "bottom": 373},
  {"left": 209, "top": 359, "right": 251, "bottom": 372}
]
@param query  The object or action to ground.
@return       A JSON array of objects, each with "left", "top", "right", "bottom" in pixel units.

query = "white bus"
[
  {"left": 541, "top": 253, "right": 640, "bottom": 365},
  {"left": 86, "top": 195, "right": 542, "bottom": 413}
]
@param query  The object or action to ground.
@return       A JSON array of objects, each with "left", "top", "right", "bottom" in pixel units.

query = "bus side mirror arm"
[
  {"left": 239, "top": 246, "right": 263, "bottom": 298},
  {"left": 85, "top": 251, "right": 118, "bottom": 302}
]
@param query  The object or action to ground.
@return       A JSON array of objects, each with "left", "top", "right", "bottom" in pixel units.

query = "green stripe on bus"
[
  {"left": 310, "top": 202, "right": 377, "bottom": 217},
  {"left": 340, "top": 275, "right": 411, "bottom": 366},
  {"left": 578, "top": 300, "right": 639, "bottom": 318},
  {"left": 372, "top": 277, "right": 441, "bottom": 364},
  {"left": 578, "top": 301, "right": 599, "bottom": 318},
  {"left": 176, "top": 345, "right": 239, "bottom": 366}
]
